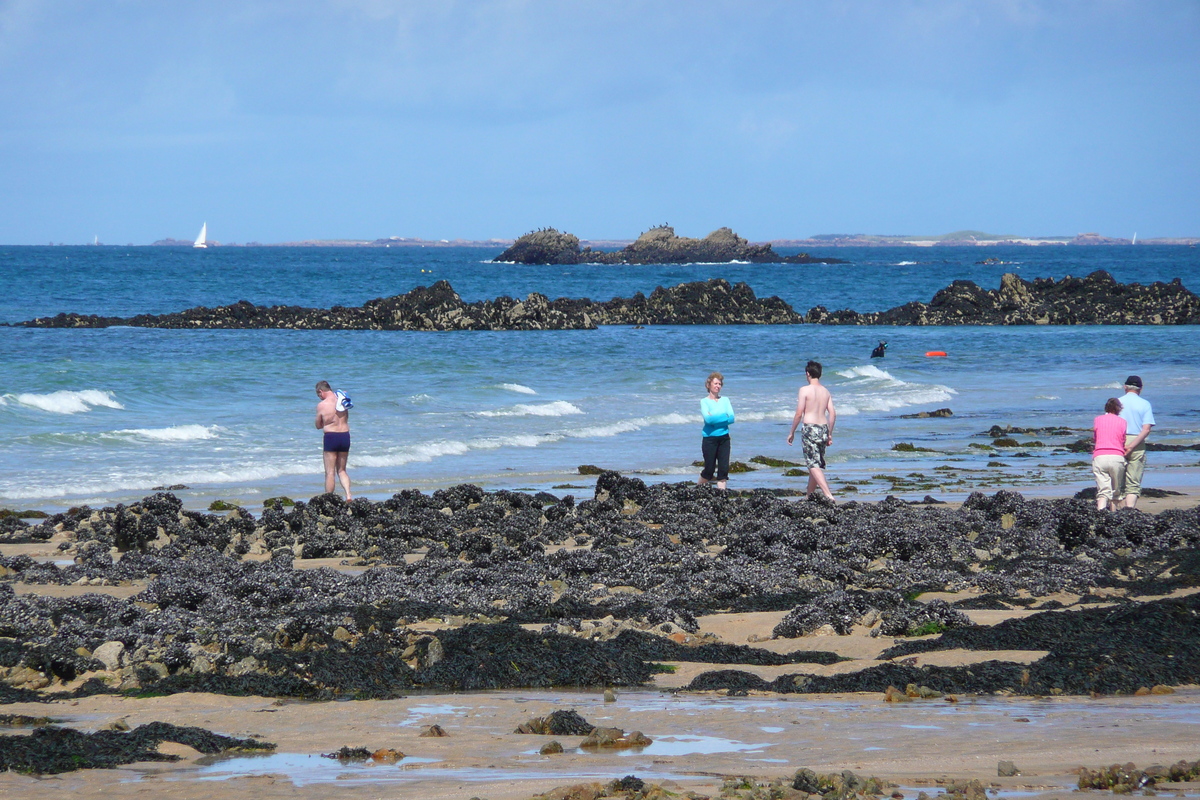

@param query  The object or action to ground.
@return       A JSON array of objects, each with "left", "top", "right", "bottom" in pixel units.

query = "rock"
[
  {"left": 998, "top": 760, "right": 1020, "bottom": 776},
  {"left": 516, "top": 709, "right": 594, "bottom": 736},
  {"left": 24, "top": 270, "right": 1191, "bottom": 330},
  {"left": 900, "top": 408, "right": 954, "bottom": 419},
  {"left": 808, "top": 271, "right": 1200, "bottom": 326},
  {"left": 884, "top": 685, "right": 912, "bottom": 703},
  {"left": 1151, "top": 685, "right": 1176, "bottom": 695},
  {"left": 494, "top": 225, "right": 841, "bottom": 265},
  {"left": 93, "top": 641, "right": 125, "bottom": 671},
  {"left": 419, "top": 724, "right": 447, "bottom": 737},
  {"left": 577, "top": 464, "right": 604, "bottom": 475},
  {"left": 533, "top": 783, "right": 606, "bottom": 800},
  {"left": 603, "top": 688, "right": 616, "bottom": 703},
  {"left": 539, "top": 740, "right": 564, "bottom": 754},
  {"left": 578, "top": 726, "right": 652, "bottom": 749},
  {"left": 372, "top": 747, "right": 404, "bottom": 763}
]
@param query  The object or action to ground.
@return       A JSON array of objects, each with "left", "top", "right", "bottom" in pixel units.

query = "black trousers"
[{"left": 701, "top": 434, "right": 731, "bottom": 481}]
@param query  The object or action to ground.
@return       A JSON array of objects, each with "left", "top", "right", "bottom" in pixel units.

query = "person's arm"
[
  {"left": 315, "top": 403, "right": 326, "bottom": 430},
  {"left": 1125, "top": 423, "right": 1152, "bottom": 454},
  {"left": 701, "top": 399, "right": 734, "bottom": 426},
  {"left": 825, "top": 396, "right": 836, "bottom": 444}
]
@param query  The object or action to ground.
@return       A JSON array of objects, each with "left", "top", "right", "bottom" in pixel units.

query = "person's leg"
[
  {"left": 1123, "top": 438, "right": 1146, "bottom": 509},
  {"left": 715, "top": 435, "right": 730, "bottom": 490},
  {"left": 699, "top": 437, "right": 717, "bottom": 485},
  {"left": 807, "top": 466, "right": 834, "bottom": 499},
  {"left": 322, "top": 450, "right": 338, "bottom": 493},
  {"left": 1092, "top": 456, "right": 1113, "bottom": 510},
  {"left": 336, "top": 451, "right": 351, "bottom": 500}
]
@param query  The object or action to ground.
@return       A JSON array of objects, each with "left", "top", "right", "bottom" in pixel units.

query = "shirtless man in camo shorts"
[{"left": 786, "top": 360, "right": 836, "bottom": 500}]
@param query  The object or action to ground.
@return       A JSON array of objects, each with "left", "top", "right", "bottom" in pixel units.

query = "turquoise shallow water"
[{"left": 3, "top": 244, "right": 1198, "bottom": 510}]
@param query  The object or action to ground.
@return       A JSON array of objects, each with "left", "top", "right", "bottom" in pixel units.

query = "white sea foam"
[
  {"left": 836, "top": 364, "right": 901, "bottom": 384},
  {"left": 356, "top": 433, "right": 561, "bottom": 468},
  {"left": 896, "top": 261, "right": 917, "bottom": 266},
  {"left": 567, "top": 412, "right": 693, "bottom": 439},
  {"left": 111, "top": 424, "right": 223, "bottom": 442},
  {"left": 736, "top": 409, "right": 794, "bottom": 422},
  {"left": 833, "top": 364, "right": 956, "bottom": 415},
  {"left": 3, "top": 389, "right": 123, "bottom": 414},
  {"left": 2, "top": 460, "right": 318, "bottom": 501},
  {"left": 1035, "top": 395, "right": 1061, "bottom": 400},
  {"left": 1076, "top": 382, "right": 1122, "bottom": 390},
  {"left": 354, "top": 440, "right": 474, "bottom": 468},
  {"left": 498, "top": 383, "right": 537, "bottom": 395},
  {"left": 476, "top": 401, "right": 583, "bottom": 418}
]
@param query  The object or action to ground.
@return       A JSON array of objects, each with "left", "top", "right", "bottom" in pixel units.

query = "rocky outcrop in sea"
[
  {"left": 2, "top": 477, "right": 1199, "bottom": 700},
  {"left": 494, "top": 225, "right": 847, "bottom": 265},
  {"left": 808, "top": 270, "right": 1200, "bottom": 325},
  {"left": 15, "top": 278, "right": 802, "bottom": 330},
  {"left": 13, "top": 270, "right": 1198, "bottom": 329}
]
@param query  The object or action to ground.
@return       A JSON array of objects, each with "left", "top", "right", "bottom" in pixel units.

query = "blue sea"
[{"left": 3, "top": 244, "right": 1198, "bottom": 511}]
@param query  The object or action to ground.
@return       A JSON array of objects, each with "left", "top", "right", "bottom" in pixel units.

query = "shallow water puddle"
[
  {"left": 394, "top": 703, "right": 473, "bottom": 726},
  {"left": 612, "top": 734, "right": 774, "bottom": 757},
  {"left": 180, "top": 753, "right": 705, "bottom": 787},
  {"left": 189, "top": 752, "right": 440, "bottom": 785}
]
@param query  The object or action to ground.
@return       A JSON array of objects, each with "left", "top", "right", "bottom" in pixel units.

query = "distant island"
[{"left": 494, "top": 226, "right": 849, "bottom": 265}]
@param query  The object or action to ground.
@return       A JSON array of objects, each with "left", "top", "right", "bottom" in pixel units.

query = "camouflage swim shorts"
[{"left": 801, "top": 423, "right": 828, "bottom": 469}]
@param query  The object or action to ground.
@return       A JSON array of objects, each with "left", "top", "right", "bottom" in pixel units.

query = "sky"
[{"left": 1, "top": 0, "right": 1198, "bottom": 244}]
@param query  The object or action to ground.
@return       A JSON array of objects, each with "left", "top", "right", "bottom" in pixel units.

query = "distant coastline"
[{"left": 33, "top": 230, "right": 1200, "bottom": 248}]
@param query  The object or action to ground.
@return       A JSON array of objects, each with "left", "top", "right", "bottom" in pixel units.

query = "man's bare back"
[
  {"left": 797, "top": 382, "right": 833, "bottom": 426},
  {"left": 315, "top": 395, "right": 349, "bottom": 432}
]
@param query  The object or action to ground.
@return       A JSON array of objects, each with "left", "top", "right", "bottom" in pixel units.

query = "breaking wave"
[
  {"left": 110, "top": 425, "right": 223, "bottom": 442},
  {"left": 2, "top": 389, "right": 123, "bottom": 415},
  {"left": 476, "top": 401, "right": 583, "bottom": 417},
  {"left": 834, "top": 364, "right": 957, "bottom": 416}
]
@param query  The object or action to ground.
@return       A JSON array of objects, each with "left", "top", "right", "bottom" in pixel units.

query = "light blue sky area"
[{"left": 2, "top": 1, "right": 1197, "bottom": 244}]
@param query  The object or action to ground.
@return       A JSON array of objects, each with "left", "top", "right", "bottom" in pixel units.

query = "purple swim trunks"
[{"left": 323, "top": 431, "right": 350, "bottom": 453}]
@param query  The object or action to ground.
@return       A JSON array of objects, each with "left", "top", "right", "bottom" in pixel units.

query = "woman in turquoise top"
[{"left": 699, "top": 371, "right": 735, "bottom": 490}]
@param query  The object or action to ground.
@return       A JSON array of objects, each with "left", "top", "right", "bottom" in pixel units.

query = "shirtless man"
[
  {"left": 314, "top": 380, "right": 351, "bottom": 500},
  {"left": 786, "top": 360, "right": 836, "bottom": 500}
]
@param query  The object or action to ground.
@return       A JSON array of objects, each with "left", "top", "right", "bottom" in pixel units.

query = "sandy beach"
[{"left": 2, "top": 483, "right": 1198, "bottom": 799}]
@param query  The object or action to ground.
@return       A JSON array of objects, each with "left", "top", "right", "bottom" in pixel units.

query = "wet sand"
[{"left": 1, "top": 686, "right": 1198, "bottom": 799}]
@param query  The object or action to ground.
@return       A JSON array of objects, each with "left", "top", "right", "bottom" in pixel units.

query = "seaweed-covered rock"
[{"left": 0, "top": 722, "right": 272, "bottom": 774}]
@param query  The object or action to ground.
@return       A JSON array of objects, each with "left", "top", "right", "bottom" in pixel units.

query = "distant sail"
[
  {"left": 1132, "top": 232, "right": 1137, "bottom": 245},
  {"left": 194, "top": 222, "right": 208, "bottom": 249}
]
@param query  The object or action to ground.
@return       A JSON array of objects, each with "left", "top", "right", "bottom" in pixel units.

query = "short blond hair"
[
  {"left": 706, "top": 371, "right": 724, "bottom": 390},
  {"left": 315, "top": 380, "right": 332, "bottom": 393}
]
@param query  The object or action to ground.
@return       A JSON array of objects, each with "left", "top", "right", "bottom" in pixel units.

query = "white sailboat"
[
  {"left": 1132, "top": 232, "right": 1137, "bottom": 245},
  {"left": 193, "top": 222, "right": 208, "bottom": 249}
]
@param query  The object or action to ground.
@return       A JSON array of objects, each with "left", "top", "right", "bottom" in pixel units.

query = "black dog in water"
[{"left": 871, "top": 340, "right": 887, "bottom": 358}]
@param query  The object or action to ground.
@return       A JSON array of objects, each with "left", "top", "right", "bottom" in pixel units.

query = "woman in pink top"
[{"left": 1092, "top": 397, "right": 1127, "bottom": 510}]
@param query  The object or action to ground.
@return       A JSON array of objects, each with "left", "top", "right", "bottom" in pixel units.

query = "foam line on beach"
[
  {"left": 1, "top": 389, "right": 124, "bottom": 414},
  {"left": 496, "top": 383, "right": 537, "bottom": 395},
  {"left": 2, "top": 459, "right": 318, "bottom": 501}
]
